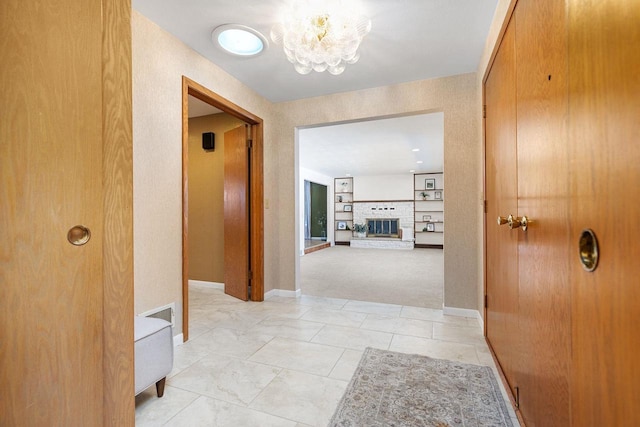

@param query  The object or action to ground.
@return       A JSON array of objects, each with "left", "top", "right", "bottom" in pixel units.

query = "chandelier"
[{"left": 270, "top": 0, "right": 372, "bottom": 75}]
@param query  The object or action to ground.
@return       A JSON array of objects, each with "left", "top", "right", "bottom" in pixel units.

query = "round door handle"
[
  {"left": 497, "top": 216, "right": 508, "bottom": 226},
  {"left": 67, "top": 225, "right": 91, "bottom": 246}
]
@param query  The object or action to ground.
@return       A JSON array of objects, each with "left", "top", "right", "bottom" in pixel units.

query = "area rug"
[{"left": 329, "top": 348, "right": 513, "bottom": 427}]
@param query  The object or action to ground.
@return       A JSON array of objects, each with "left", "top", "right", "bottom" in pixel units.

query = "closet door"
[
  {"left": 0, "top": 0, "right": 133, "bottom": 423},
  {"left": 568, "top": 0, "right": 640, "bottom": 424},
  {"left": 514, "top": 0, "right": 571, "bottom": 425},
  {"left": 484, "top": 17, "right": 519, "bottom": 398}
]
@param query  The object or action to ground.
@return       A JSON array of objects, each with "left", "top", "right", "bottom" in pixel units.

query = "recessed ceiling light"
[
  {"left": 345, "top": 173, "right": 352, "bottom": 176},
  {"left": 412, "top": 148, "right": 420, "bottom": 152},
  {"left": 409, "top": 170, "right": 415, "bottom": 173},
  {"left": 212, "top": 24, "right": 267, "bottom": 57},
  {"left": 417, "top": 160, "right": 423, "bottom": 164}
]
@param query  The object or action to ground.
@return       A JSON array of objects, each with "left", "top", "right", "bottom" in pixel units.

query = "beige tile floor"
[{"left": 135, "top": 284, "right": 520, "bottom": 426}]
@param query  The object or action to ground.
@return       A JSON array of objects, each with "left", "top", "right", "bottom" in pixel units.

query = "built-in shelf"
[
  {"left": 414, "top": 172, "right": 444, "bottom": 248},
  {"left": 334, "top": 177, "right": 353, "bottom": 243}
]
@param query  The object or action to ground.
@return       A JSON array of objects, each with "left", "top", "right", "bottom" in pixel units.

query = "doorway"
[
  {"left": 304, "top": 181, "right": 328, "bottom": 252},
  {"left": 181, "top": 77, "right": 264, "bottom": 342},
  {"left": 296, "top": 112, "right": 445, "bottom": 308}
]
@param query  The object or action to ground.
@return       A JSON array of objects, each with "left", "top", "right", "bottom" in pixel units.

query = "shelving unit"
[
  {"left": 334, "top": 177, "right": 353, "bottom": 245},
  {"left": 414, "top": 172, "right": 444, "bottom": 248}
]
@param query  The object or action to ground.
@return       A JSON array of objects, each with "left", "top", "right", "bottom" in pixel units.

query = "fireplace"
[{"left": 367, "top": 218, "right": 399, "bottom": 237}]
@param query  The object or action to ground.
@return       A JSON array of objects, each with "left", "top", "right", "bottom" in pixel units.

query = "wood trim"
[
  {"left": 482, "top": 84, "right": 488, "bottom": 338},
  {"left": 181, "top": 78, "right": 190, "bottom": 342},
  {"left": 249, "top": 123, "right": 264, "bottom": 301},
  {"left": 304, "top": 242, "right": 331, "bottom": 255},
  {"left": 414, "top": 244, "right": 444, "bottom": 249},
  {"left": 481, "top": 0, "right": 519, "bottom": 85},
  {"left": 185, "top": 77, "right": 263, "bottom": 124},
  {"left": 102, "top": 0, "right": 134, "bottom": 424},
  {"left": 181, "top": 77, "right": 265, "bottom": 340}
]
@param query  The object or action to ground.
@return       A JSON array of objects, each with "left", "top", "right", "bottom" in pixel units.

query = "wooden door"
[
  {"left": 224, "top": 125, "right": 250, "bottom": 300},
  {"left": 514, "top": 0, "right": 571, "bottom": 424},
  {"left": 484, "top": 18, "right": 519, "bottom": 398},
  {"left": 568, "top": 0, "right": 640, "bottom": 424},
  {"left": 0, "top": 0, "right": 127, "bottom": 423}
]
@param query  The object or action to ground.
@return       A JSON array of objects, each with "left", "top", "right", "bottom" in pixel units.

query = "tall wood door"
[
  {"left": 514, "top": 0, "right": 571, "bottom": 424},
  {"left": 224, "top": 125, "right": 250, "bottom": 300},
  {"left": 0, "top": 0, "right": 110, "bottom": 423},
  {"left": 568, "top": 0, "right": 640, "bottom": 424},
  {"left": 484, "top": 18, "right": 520, "bottom": 398}
]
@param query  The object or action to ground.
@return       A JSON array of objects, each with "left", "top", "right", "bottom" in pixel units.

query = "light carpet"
[
  {"left": 329, "top": 348, "right": 514, "bottom": 427},
  {"left": 300, "top": 246, "right": 443, "bottom": 309}
]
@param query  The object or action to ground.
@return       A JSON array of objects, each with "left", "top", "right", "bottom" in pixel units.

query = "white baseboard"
[
  {"left": 264, "top": 288, "right": 302, "bottom": 299},
  {"left": 188, "top": 280, "right": 224, "bottom": 289},
  {"left": 443, "top": 306, "right": 483, "bottom": 329},
  {"left": 173, "top": 333, "right": 184, "bottom": 347}
]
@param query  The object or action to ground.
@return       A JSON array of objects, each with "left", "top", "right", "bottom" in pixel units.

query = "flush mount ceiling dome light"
[
  {"left": 212, "top": 24, "right": 268, "bottom": 57},
  {"left": 270, "top": 0, "right": 371, "bottom": 75}
]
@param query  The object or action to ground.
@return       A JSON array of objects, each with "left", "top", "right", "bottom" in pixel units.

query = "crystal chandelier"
[{"left": 270, "top": 0, "right": 372, "bottom": 75}]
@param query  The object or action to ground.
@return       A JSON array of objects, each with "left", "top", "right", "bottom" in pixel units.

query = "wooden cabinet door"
[
  {"left": 0, "top": 0, "right": 110, "bottom": 423},
  {"left": 514, "top": 0, "right": 571, "bottom": 425},
  {"left": 568, "top": 0, "right": 640, "bottom": 424},
  {"left": 484, "top": 18, "right": 520, "bottom": 398},
  {"left": 224, "top": 125, "right": 250, "bottom": 300}
]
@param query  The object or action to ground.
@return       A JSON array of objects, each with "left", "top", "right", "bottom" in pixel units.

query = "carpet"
[
  {"left": 329, "top": 348, "right": 514, "bottom": 427},
  {"left": 301, "top": 246, "right": 443, "bottom": 309}
]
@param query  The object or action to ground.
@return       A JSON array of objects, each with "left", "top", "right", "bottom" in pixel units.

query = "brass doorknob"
[
  {"left": 67, "top": 225, "right": 91, "bottom": 246},
  {"left": 508, "top": 214, "right": 529, "bottom": 232},
  {"left": 497, "top": 216, "right": 508, "bottom": 226}
]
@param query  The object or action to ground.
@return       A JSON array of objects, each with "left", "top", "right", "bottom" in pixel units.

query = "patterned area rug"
[{"left": 329, "top": 348, "right": 514, "bottom": 427}]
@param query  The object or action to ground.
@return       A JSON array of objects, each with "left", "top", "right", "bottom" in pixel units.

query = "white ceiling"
[
  {"left": 157, "top": 1, "right": 497, "bottom": 177},
  {"left": 188, "top": 95, "right": 222, "bottom": 118},
  {"left": 299, "top": 112, "right": 444, "bottom": 177},
  {"left": 133, "top": 0, "right": 499, "bottom": 103}
]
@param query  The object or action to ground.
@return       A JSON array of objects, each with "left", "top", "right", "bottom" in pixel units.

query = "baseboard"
[
  {"left": 264, "top": 288, "right": 302, "bottom": 299},
  {"left": 443, "top": 306, "right": 483, "bottom": 329},
  {"left": 188, "top": 280, "right": 224, "bottom": 289},
  {"left": 173, "top": 333, "right": 184, "bottom": 347}
]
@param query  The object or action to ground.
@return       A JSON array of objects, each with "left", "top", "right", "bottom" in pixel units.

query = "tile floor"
[{"left": 135, "top": 284, "right": 520, "bottom": 426}]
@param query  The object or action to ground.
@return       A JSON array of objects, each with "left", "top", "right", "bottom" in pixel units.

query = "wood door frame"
[
  {"left": 181, "top": 76, "right": 264, "bottom": 342},
  {"left": 103, "top": 0, "right": 134, "bottom": 423},
  {"left": 482, "top": 0, "right": 518, "bottom": 334},
  {"left": 480, "top": 2, "right": 521, "bottom": 423}
]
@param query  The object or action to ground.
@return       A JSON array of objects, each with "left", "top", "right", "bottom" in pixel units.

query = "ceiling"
[
  {"left": 133, "top": 0, "right": 498, "bottom": 103},
  {"left": 299, "top": 112, "right": 444, "bottom": 177},
  {"left": 188, "top": 95, "right": 222, "bottom": 118},
  {"left": 158, "top": 1, "right": 497, "bottom": 176}
]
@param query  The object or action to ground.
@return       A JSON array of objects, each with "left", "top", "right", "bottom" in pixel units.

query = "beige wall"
[
  {"left": 133, "top": 10, "right": 486, "bottom": 337},
  {"left": 132, "top": 11, "right": 277, "bottom": 336},
  {"left": 188, "top": 114, "right": 244, "bottom": 283}
]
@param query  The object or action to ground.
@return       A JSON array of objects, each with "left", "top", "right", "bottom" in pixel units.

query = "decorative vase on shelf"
[{"left": 353, "top": 223, "right": 367, "bottom": 238}]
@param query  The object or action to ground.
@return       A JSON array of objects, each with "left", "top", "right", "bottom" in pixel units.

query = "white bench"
[{"left": 134, "top": 316, "right": 173, "bottom": 397}]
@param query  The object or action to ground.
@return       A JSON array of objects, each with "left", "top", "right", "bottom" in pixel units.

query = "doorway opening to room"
[
  {"left": 181, "top": 77, "right": 264, "bottom": 342},
  {"left": 296, "top": 112, "right": 445, "bottom": 309},
  {"left": 304, "top": 181, "right": 330, "bottom": 254}
]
